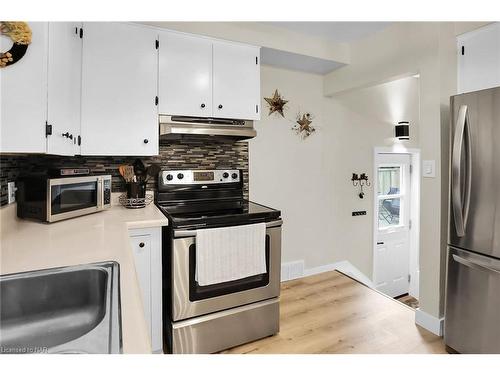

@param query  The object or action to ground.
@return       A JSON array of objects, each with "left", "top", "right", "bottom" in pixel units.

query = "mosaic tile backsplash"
[{"left": 0, "top": 139, "right": 249, "bottom": 206}]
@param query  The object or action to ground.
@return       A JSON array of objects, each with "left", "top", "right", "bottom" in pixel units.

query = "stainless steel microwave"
[{"left": 17, "top": 174, "right": 112, "bottom": 223}]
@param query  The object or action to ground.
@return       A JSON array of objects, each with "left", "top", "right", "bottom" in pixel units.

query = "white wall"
[
  {"left": 251, "top": 65, "right": 420, "bottom": 277},
  {"left": 328, "top": 77, "right": 420, "bottom": 277},
  {"left": 249, "top": 66, "right": 337, "bottom": 269}
]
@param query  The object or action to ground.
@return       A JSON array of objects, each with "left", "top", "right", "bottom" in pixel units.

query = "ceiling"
[{"left": 264, "top": 22, "right": 391, "bottom": 43}]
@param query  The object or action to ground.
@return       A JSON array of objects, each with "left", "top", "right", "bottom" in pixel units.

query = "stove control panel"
[{"left": 160, "top": 169, "right": 241, "bottom": 185}]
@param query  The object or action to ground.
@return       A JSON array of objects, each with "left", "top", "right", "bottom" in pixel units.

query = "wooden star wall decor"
[
  {"left": 293, "top": 112, "right": 316, "bottom": 139},
  {"left": 264, "top": 89, "right": 288, "bottom": 117}
]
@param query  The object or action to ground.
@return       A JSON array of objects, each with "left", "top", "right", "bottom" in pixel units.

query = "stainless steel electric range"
[{"left": 156, "top": 169, "right": 282, "bottom": 354}]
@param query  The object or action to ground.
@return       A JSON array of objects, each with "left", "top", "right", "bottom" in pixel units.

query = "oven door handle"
[{"left": 173, "top": 219, "right": 283, "bottom": 238}]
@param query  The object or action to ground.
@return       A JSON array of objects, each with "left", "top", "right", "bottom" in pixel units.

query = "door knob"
[
  {"left": 200, "top": 103, "right": 206, "bottom": 108},
  {"left": 218, "top": 104, "right": 223, "bottom": 109},
  {"left": 143, "top": 139, "right": 149, "bottom": 144},
  {"left": 139, "top": 242, "right": 145, "bottom": 248}
]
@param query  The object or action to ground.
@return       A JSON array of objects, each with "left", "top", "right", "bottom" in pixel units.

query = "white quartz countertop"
[{"left": 0, "top": 202, "right": 168, "bottom": 354}]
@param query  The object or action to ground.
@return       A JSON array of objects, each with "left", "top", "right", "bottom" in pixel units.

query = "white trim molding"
[
  {"left": 415, "top": 308, "right": 444, "bottom": 336},
  {"left": 303, "top": 260, "right": 375, "bottom": 288}
]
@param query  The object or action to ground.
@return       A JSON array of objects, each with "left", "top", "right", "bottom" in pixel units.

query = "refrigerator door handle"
[
  {"left": 452, "top": 254, "right": 500, "bottom": 275},
  {"left": 451, "top": 105, "right": 472, "bottom": 237}
]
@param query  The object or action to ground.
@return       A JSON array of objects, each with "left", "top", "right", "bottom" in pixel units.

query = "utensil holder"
[{"left": 126, "top": 181, "right": 146, "bottom": 199}]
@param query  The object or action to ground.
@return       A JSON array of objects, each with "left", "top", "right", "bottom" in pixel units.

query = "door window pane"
[
  {"left": 378, "top": 198, "right": 401, "bottom": 228},
  {"left": 378, "top": 166, "right": 401, "bottom": 195}
]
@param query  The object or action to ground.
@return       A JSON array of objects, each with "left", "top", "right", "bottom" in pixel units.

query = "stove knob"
[
  {"left": 231, "top": 173, "right": 238, "bottom": 179},
  {"left": 166, "top": 174, "right": 173, "bottom": 181},
  {"left": 223, "top": 172, "right": 229, "bottom": 178},
  {"left": 177, "top": 173, "right": 184, "bottom": 179}
]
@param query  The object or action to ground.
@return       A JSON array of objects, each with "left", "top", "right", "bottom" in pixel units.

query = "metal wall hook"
[{"left": 351, "top": 172, "right": 370, "bottom": 198}]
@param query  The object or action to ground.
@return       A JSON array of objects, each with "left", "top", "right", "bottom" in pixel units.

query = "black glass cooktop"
[{"left": 157, "top": 200, "right": 281, "bottom": 229}]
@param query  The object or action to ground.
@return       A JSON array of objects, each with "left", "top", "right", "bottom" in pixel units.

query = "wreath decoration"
[{"left": 0, "top": 22, "right": 32, "bottom": 68}]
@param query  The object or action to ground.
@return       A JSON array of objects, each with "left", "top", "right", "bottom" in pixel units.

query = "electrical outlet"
[
  {"left": 7, "top": 181, "right": 17, "bottom": 204},
  {"left": 352, "top": 211, "right": 367, "bottom": 216}
]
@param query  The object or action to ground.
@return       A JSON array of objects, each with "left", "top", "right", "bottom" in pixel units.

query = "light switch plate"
[
  {"left": 7, "top": 181, "right": 17, "bottom": 204},
  {"left": 422, "top": 160, "right": 436, "bottom": 178}
]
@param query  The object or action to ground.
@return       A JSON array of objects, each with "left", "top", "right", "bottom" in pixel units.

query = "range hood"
[{"left": 159, "top": 115, "right": 256, "bottom": 141}]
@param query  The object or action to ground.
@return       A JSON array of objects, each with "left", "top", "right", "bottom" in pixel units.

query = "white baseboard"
[
  {"left": 281, "top": 259, "right": 374, "bottom": 289},
  {"left": 415, "top": 308, "right": 444, "bottom": 336}
]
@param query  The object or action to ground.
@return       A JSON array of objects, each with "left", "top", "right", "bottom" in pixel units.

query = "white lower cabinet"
[{"left": 129, "top": 227, "right": 163, "bottom": 353}]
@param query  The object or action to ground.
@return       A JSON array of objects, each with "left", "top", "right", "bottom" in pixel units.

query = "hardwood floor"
[{"left": 222, "top": 271, "right": 446, "bottom": 354}]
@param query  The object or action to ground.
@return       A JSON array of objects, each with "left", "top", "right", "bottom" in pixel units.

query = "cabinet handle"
[
  {"left": 69, "top": 134, "right": 73, "bottom": 140},
  {"left": 143, "top": 139, "right": 149, "bottom": 144},
  {"left": 139, "top": 242, "right": 145, "bottom": 248},
  {"left": 200, "top": 103, "right": 206, "bottom": 108},
  {"left": 218, "top": 104, "right": 223, "bottom": 109},
  {"left": 62, "top": 132, "right": 70, "bottom": 138}
]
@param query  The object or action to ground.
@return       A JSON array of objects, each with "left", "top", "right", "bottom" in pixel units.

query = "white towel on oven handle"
[{"left": 195, "top": 222, "right": 267, "bottom": 286}]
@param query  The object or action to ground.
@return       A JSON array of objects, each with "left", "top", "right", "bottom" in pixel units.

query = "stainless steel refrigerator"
[{"left": 445, "top": 87, "right": 500, "bottom": 353}]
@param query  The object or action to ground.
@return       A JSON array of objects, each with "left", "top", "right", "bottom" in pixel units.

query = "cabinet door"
[
  {"left": 159, "top": 31, "right": 212, "bottom": 117},
  {"left": 0, "top": 22, "right": 48, "bottom": 153},
  {"left": 46, "top": 22, "right": 82, "bottom": 156},
  {"left": 458, "top": 23, "right": 500, "bottom": 94},
  {"left": 213, "top": 41, "right": 260, "bottom": 120},
  {"left": 81, "top": 22, "right": 158, "bottom": 156},
  {"left": 130, "top": 234, "right": 152, "bottom": 331}
]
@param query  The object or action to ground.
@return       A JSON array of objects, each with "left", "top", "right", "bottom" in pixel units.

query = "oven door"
[
  {"left": 48, "top": 176, "right": 102, "bottom": 222},
  {"left": 171, "top": 220, "right": 282, "bottom": 321}
]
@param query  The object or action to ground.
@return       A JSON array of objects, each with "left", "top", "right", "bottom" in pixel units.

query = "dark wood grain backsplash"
[{"left": 0, "top": 139, "right": 249, "bottom": 206}]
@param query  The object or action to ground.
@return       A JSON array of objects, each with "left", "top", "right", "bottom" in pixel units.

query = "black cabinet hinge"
[
  {"left": 155, "top": 96, "right": 159, "bottom": 106},
  {"left": 155, "top": 39, "right": 159, "bottom": 49},
  {"left": 45, "top": 121, "right": 52, "bottom": 137},
  {"left": 461, "top": 45, "right": 465, "bottom": 55},
  {"left": 77, "top": 135, "right": 81, "bottom": 146},
  {"left": 79, "top": 28, "right": 83, "bottom": 39},
  {"left": 256, "top": 56, "right": 258, "bottom": 65},
  {"left": 256, "top": 104, "right": 259, "bottom": 113}
]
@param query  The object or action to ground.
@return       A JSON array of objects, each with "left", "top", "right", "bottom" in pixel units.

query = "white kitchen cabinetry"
[
  {"left": 1, "top": 22, "right": 82, "bottom": 155},
  {"left": 1, "top": 22, "right": 48, "bottom": 153},
  {"left": 46, "top": 22, "right": 82, "bottom": 156},
  {"left": 159, "top": 32, "right": 212, "bottom": 117},
  {"left": 158, "top": 30, "right": 260, "bottom": 120},
  {"left": 457, "top": 23, "right": 500, "bottom": 94},
  {"left": 81, "top": 22, "right": 158, "bottom": 156},
  {"left": 213, "top": 41, "right": 260, "bottom": 120},
  {"left": 129, "top": 227, "right": 163, "bottom": 353}
]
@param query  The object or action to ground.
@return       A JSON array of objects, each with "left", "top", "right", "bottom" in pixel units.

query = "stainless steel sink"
[{"left": 0, "top": 262, "right": 122, "bottom": 354}]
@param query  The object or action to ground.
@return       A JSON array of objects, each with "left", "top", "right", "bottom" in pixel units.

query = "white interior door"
[{"left": 373, "top": 153, "right": 412, "bottom": 298}]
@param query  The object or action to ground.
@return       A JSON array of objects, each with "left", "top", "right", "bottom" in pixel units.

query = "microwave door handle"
[
  {"left": 97, "top": 178, "right": 103, "bottom": 209},
  {"left": 452, "top": 104, "right": 468, "bottom": 237}
]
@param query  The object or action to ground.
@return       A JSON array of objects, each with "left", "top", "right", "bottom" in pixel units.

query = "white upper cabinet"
[
  {"left": 213, "top": 41, "right": 260, "bottom": 120},
  {"left": 458, "top": 23, "right": 500, "bottom": 94},
  {"left": 158, "top": 31, "right": 261, "bottom": 120},
  {"left": 81, "top": 22, "right": 159, "bottom": 156},
  {"left": 1, "top": 22, "right": 48, "bottom": 153},
  {"left": 46, "top": 22, "right": 82, "bottom": 156},
  {"left": 159, "top": 31, "right": 212, "bottom": 117}
]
